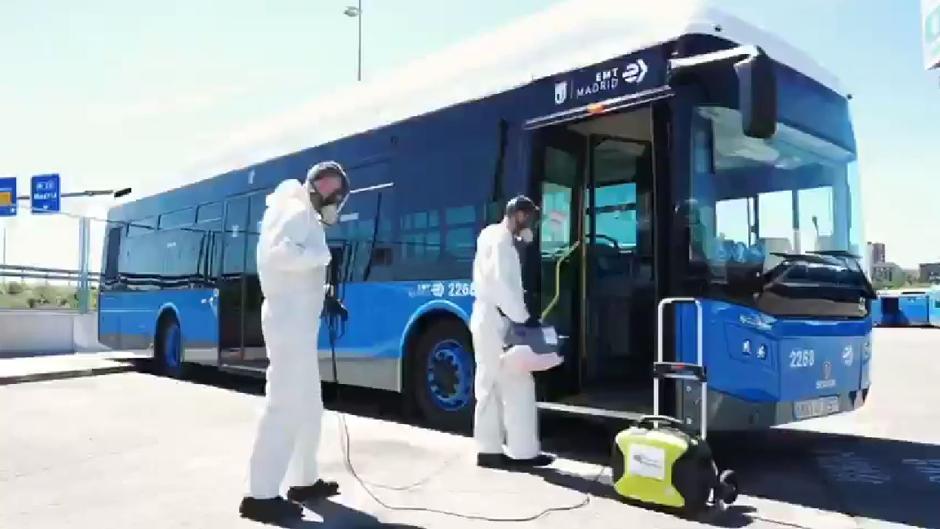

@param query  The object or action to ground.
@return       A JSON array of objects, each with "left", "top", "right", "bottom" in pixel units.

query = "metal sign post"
[
  {"left": 0, "top": 177, "right": 17, "bottom": 286},
  {"left": 77, "top": 216, "right": 91, "bottom": 313}
]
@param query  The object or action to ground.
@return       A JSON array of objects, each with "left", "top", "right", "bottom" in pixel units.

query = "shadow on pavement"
[
  {"left": 519, "top": 419, "right": 940, "bottom": 528},
  {"left": 711, "top": 428, "right": 940, "bottom": 529},
  {"left": 273, "top": 498, "right": 423, "bottom": 528},
  {"left": 144, "top": 363, "right": 940, "bottom": 528},
  {"left": 518, "top": 460, "right": 757, "bottom": 528}
]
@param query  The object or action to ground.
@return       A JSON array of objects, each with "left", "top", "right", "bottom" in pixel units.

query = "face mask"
[
  {"left": 319, "top": 204, "right": 340, "bottom": 225},
  {"left": 518, "top": 227, "right": 534, "bottom": 244}
]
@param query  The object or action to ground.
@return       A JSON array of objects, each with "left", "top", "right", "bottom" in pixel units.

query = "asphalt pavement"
[{"left": 1, "top": 327, "right": 938, "bottom": 529}]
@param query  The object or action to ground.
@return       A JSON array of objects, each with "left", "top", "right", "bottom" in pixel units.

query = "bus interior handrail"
[{"left": 541, "top": 241, "right": 580, "bottom": 321}]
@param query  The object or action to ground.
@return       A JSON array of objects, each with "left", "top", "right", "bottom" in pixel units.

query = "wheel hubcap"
[{"left": 426, "top": 340, "right": 472, "bottom": 412}]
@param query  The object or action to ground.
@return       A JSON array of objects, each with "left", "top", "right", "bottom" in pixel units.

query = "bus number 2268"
[{"left": 790, "top": 349, "right": 815, "bottom": 368}]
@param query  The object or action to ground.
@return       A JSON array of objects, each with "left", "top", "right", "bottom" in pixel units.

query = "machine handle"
[
  {"left": 654, "top": 297, "right": 706, "bottom": 440},
  {"left": 653, "top": 362, "right": 706, "bottom": 382},
  {"left": 635, "top": 415, "right": 687, "bottom": 429}
]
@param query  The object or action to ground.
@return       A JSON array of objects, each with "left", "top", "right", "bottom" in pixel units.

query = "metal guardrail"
[{"left": 0, "top": 265, "right": 100, "bottom": 284}]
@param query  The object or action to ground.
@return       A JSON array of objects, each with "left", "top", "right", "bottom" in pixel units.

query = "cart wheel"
[{"left": 716, "top": 469, "right": 739, "bottom": 505}]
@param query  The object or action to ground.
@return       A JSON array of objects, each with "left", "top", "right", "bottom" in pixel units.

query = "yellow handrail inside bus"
[{"left": 541, "top": 241, "right": 581, "bottom": 321}]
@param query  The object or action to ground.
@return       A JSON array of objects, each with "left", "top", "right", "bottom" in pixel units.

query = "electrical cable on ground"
[{"left": 325, "top": 275, "right": 604, "bottom": 522}]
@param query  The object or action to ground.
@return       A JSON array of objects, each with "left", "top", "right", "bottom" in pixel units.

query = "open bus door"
[
  {"left": 530, "top": 126, "right": 588, "bottom": 400},
  {"left": 219, "top": 195, "right": 250, "bottom": 367},
  {"left": 530, "top": 102, "right": 665, "bottom": 421}
]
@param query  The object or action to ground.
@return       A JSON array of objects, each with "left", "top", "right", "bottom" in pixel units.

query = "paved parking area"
[
  {"left": 0, "top": 351, "right": 142, "bottom": 385},
  {"left": 1, "top": 328, "right": 938, "bottom": 529}
]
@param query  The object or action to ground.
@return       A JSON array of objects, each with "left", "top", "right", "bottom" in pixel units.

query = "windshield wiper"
[
  {"left": 767, "top": 251, "right": 876, "bottom": 299},
  {"left": 809, "top": 249, "right": 861, "bottom": 259},
  {"left": 770, "top": 252, "right": 832, "bottom": 265}
]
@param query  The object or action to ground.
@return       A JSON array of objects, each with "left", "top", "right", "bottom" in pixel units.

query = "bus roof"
[{"left": 163, "top": 0, "right": 845, "bottom": 197}]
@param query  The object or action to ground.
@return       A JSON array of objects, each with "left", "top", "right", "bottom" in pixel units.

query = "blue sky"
[{"left": 1, "top": 0, "right": 938, "bottom": 270}]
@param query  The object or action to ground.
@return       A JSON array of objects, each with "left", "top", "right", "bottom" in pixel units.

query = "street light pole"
[
  {"left": 345, "top": 1, "right": 363, "bottom": 81},
  {"left": 1, "top": 225, "right": 6, "bottom": 285}
]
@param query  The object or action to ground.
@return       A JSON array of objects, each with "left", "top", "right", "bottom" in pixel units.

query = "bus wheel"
[
  {"left": 156, "top": 316, "right": 186, "bottom": 379},
  {"left": 412, "top": 320, "right": 475, "bottom": 433}
]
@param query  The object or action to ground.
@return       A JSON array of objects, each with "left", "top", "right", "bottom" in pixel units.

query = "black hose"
[{"left": 324, "top": 260, "right": 602, "bottom": 522}]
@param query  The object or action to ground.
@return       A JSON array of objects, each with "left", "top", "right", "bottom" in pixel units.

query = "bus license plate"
[{"left": 794, "top": 396, "right": 840, "bottom": 420}]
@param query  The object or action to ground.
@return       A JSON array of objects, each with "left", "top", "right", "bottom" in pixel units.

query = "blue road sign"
[
  {"left": 0, "top": 177, "right": 17, "bottom": 217},
  {"left": 31, "top": 174, "right": 61, "bottom": 214}
]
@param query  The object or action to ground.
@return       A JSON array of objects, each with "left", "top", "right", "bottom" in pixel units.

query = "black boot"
[
  {"left": 286, "top": 479, "right": 340, "bottom": 503},
  {"left": 504, "top": 453, "right": 556, "bottom": 467},
  {"left": 477, "top": 453, "right": 507, "bottom": 468},
  {"left": 239, "top": 496, "right": 302, "bottom": 523}
]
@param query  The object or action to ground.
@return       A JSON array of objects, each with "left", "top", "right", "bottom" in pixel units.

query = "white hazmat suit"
[
  {"left": 247, "top": 179, "right": 332, "bottom": 499},
  {"left": 470, "top": 219, "right": 541, "bottom": 460}
]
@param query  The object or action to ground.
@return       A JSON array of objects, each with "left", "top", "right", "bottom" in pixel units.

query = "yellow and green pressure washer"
[{"left": 611, "top": 298, "right": 738, "bottom": 515}]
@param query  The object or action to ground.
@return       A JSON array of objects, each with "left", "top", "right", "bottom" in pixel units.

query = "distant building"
[
  {"left": 872, "top": 262, "right": 906, "bottom": 286},
  {"left": 920, "top": 262, "right": 940, "bottom": 283},
  {"left": 869, "top": 242, "right": 886, "bottom": 264}
]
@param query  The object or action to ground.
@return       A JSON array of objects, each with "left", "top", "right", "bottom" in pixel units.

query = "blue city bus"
[
  {"left": 99, "top": 1, "right": 875, "bottom": 432},
  {"left": 875, "top": 287, "right": 940, "bottom": 327}
]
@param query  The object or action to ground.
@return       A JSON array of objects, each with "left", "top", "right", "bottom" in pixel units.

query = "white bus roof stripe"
[{"left": 173, "top": 0, "right": 845, "bottom": 193}]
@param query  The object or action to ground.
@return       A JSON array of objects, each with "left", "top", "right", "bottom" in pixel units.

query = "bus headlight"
[
  {"left": 863, "top": 340, "right": 871, "bottom": 360},
  {"left": 742, "top": 340, "right": 752, "bottom": 355}
]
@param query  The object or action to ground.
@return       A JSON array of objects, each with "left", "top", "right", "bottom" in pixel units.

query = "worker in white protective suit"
[
  {"left": 239, "top": 161, "right": 350, "bottom": 524},
  {"left": 471, "top": 195, "right": 556, "bottom": 469}
]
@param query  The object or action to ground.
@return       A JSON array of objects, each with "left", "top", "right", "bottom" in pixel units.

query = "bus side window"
[
  {"left": 245, "top": 191, "right": 270, "bottom": 275},
  {"left": 159, "top": 208, "right": 195, "bottom": 230},
  {"left": 197, "top": 202, "right": 223, "bottom": 224},
  {"left": 444, "top": 205, "right": 478, "bottom": 264},
  {"left": 127, "top": 216, "right": 157, "bottom": 238},
  {"left": 196, "top": 202, "right": 223, "bottom": 281},
  {"left": 104, "top": 226, "right": 123, "bottom": 288}
]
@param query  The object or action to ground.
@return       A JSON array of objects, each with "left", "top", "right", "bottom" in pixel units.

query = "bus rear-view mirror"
[
  {"left": 668, "top": 44, "right": 778, "bottom": 139},
  {"left": 734, "top": 51, "right": 777, "bottom": 139}
]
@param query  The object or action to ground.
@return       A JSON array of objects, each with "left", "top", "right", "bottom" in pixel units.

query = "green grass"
[{"left": 0, "top": 282, "right": 98, "bottom": 310}]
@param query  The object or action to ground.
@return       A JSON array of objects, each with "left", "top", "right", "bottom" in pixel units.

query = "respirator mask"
[
  {"left": 306, "top": 161, "right": 350, "bottom": 226},
  {"left": 505, "top": 195, "right": 540, "bottom": 246}
]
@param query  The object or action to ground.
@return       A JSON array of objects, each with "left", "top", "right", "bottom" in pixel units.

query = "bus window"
[
  {"left": 223, "top": 197, "right": 249, "bottom": 275},
  {"left": 444, "top": 205, "right": 477, "bottom": 262},
  {"left": 589, "top": 137, "right": 648, "bottom": 250},
  {"left": 592, "top": 183, "right": 637, "bottom": 249},
  {"left": 245, "top": 190, "right": 270, "bottom": 275},
  {"left": 758, "top": 190, "right": 795, "bottom": 251},
  {"left": 716, "top": 198, "right": 754, "bottom": 248},
  {"left": 248, "top": 192, "right": 268, "bottom": 236},
  {"left": 159, "top": 208, "right": 195, "bottom": 230},
  {"left": 103, "top": 226, "right": 122, "bottom": 286},
  {"left": 127, "top": 216, "right": 156, "bottom": 237},
  {"left": 798, "top": 186, "right": 835, "bottom": 252},
  {"left": 541, "top": 182, "right": 572, "bottom": 252},
  {"left": 401, "top": 210, "right": 440, "bottom": 262},
  {"left": 196, "top": 202, "right": 223, "bottom": 224}
]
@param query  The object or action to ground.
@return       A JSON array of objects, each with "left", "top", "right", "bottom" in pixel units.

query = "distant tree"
[{"left": 5, "top": 282, "right": 24, "bottom": 295}]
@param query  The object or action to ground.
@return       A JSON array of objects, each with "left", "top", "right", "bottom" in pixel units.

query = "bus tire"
[
  {"left": 155, "top": 315, "right": 187, "bottom": 379},
  {"left": 411, "top": 319, "right": 475, "bottom": 433}
]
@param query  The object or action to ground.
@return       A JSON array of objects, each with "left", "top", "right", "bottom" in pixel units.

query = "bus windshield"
[{"left": 684, "top": 104, "right": 868, "bottom": 317}]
